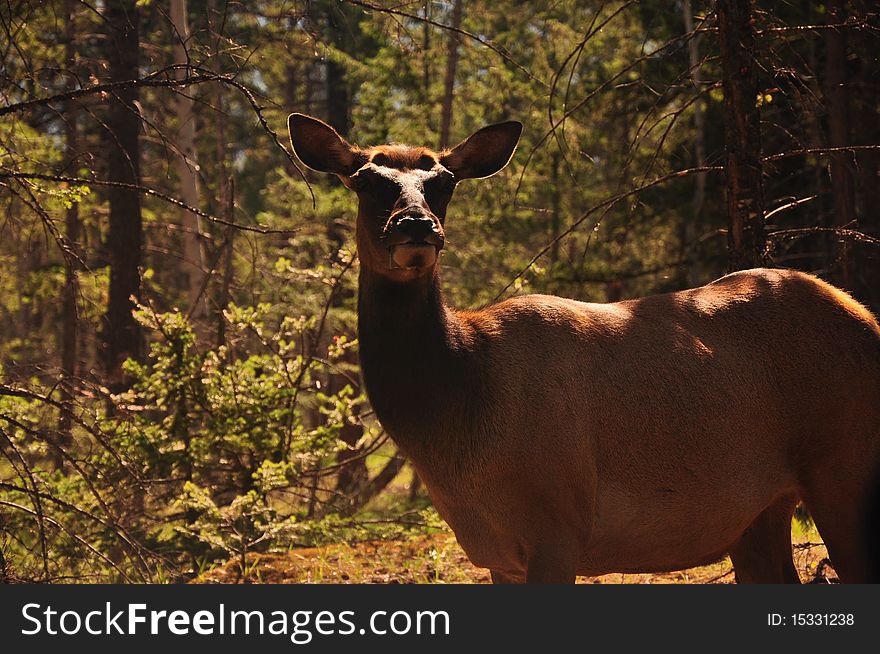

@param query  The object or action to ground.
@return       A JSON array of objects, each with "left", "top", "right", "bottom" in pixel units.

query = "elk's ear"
[
  {"left": 288, "top": 113, "right": 361, "bottom": 176},
  {"left": 441, "top": 121, "right": 522, "bottom": 179}
]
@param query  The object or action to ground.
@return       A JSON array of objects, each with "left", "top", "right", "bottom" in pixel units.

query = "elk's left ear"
[
  {"left": 288, "top": 113, "right": 362, "bottom": 176},
  {"left": 441, "top": 121, "right": 523, "bottom": 180}
]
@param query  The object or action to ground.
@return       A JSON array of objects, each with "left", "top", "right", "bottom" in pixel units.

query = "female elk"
[{"left": 289, "top": 113, "right": 880, "bottom": 583}]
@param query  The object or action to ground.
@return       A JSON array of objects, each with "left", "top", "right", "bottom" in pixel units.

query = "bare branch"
[
  {"left": 342, "top": 0, "right": 548, "bottom": 89},
  {"left": 767, "top": 227, "right": 880, "bottom": 246},
  {"left": 764, "top": 144, "right": 880, "bottom": 162},
  {"left": 0, "top": 171, "right": 297, "bottom": 235}
]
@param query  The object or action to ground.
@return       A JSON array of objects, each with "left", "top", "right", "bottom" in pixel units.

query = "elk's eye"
[
  {"left": 350, "top": 172, "right": 369, "bottom": 191},
  {"left": 351, "top": 168, "right": 398, "bottom": 197},
  {"left": 351, "top": 168, "right": 377, "bottom": 187},
  {"left": 425, "top": 173, "right": 456, "bottom": 195}
]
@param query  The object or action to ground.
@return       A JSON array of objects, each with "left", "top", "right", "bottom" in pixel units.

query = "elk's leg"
[
  {"left": 796, "top": 445, "right": 880, "bottom": 584},
  {"left": 804, "top": 483, "right": 878, "bottom": 583},
  {"left": 490, "top": 569, "right": 521, "bottom": 584},
  {"left": 729, "top": 495, "right": 800, "bottom": 583},
  {"left": 524, "top": 540, "right": 578, "bottom": 584}
]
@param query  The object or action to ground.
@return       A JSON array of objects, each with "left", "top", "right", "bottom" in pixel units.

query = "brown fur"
[
  {"left": 288, "top": 114, "right": 880, "bottom": 583},
  {"left": 366, "top": 145, "right": 440, "bottom": 170}
]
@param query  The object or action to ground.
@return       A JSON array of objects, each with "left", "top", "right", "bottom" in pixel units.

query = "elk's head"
[{"left": 288, "top": 114, "right": 522, "bottom": 282}]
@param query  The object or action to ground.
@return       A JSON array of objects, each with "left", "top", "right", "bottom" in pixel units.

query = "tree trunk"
[
  {"left": 852, "top": 0, "right": 880, "bottom": 314},
  {"left": 57, "top": 0, "right": 80, "bottom": 465},
  {"left": 717, "top": 0, "right": 766, "bottom": 272},
  {"left": 549, "top": 150, "right": 561, "bottom": 266},
  {"left": 208, "top": 0, "right": 234, "bottom": 347},
  {"left": 438, "top": 0, "right": 464, "bottom": 149},
  {"left": 350, "top": 451, "right": 408, "bottom": 513},
  {"left": 824, "top": 0, "right": 855, "bottom": 290},
  {"left": 101, "top": 0, "right": 143, "bottom": 389},
  {"left": 217, "top": 177, "right": 235, "bottom": 348},
  {"left": 680, "top": 0, "right": 706, "bottom": 286},
  {"left": 170, "top": 0, "right": 207, "bottom": 319},
  {"left": 422, "top": 1, "right": 431, "bottom": 106},
  {"left": 325, "top": 60, "right": 350, "bottom": 137}
]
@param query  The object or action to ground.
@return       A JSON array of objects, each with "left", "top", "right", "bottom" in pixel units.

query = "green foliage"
[
  {"left": 1, "top": 299, "right": 390, "bottom": 581},
  {"left": 177, "top": 476, "right": 299, "bottom": 567}
]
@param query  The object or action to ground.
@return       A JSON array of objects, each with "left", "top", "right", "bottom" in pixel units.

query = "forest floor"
[
  {"left": 195, "top": 527, "right": 835, "bottom": 584},
  {"left": 196, "top": 458, "right": 836, "bottom": 584}
]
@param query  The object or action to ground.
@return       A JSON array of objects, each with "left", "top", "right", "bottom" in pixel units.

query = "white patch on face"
[{"left": 355, "top": 162, "right": 452, "bottom": 212}]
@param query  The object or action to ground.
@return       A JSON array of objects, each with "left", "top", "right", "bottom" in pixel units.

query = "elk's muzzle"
[{"left": 384, "top": 209, "right": 445, "bottom": 270}]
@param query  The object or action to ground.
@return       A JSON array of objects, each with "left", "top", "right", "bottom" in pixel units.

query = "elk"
[{"left": 288, "top": 113, "right": 880, "bottom": 583}]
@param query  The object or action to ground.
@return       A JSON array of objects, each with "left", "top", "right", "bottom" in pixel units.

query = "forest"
[{"left": 0, "top": 0, "right": 878, "bottom": 583}]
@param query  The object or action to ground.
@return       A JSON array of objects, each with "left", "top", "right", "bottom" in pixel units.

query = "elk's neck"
[{"left": 357, "top": 267, "right": 480, "bottom": 461}]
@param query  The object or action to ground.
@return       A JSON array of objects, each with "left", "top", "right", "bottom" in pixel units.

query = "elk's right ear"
[{"left": 288, "top": 113, "right": 361, "bottom": 176}]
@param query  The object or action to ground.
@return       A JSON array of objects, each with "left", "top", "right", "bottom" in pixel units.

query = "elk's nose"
[{"left": 387, "top": 210, "right": 443, "bottom": 246}]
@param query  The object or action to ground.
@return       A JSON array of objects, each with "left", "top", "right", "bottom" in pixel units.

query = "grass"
[
  {"left": 194, "top": 521, "right": 835, "bottom": 584},
  {"left": 195, "top": 462, "right": 835, "bottom": 584}
]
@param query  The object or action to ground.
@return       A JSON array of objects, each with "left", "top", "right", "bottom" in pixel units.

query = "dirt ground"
[{"left": 195, "top": 530, "right": 837, "bottom": 584}]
